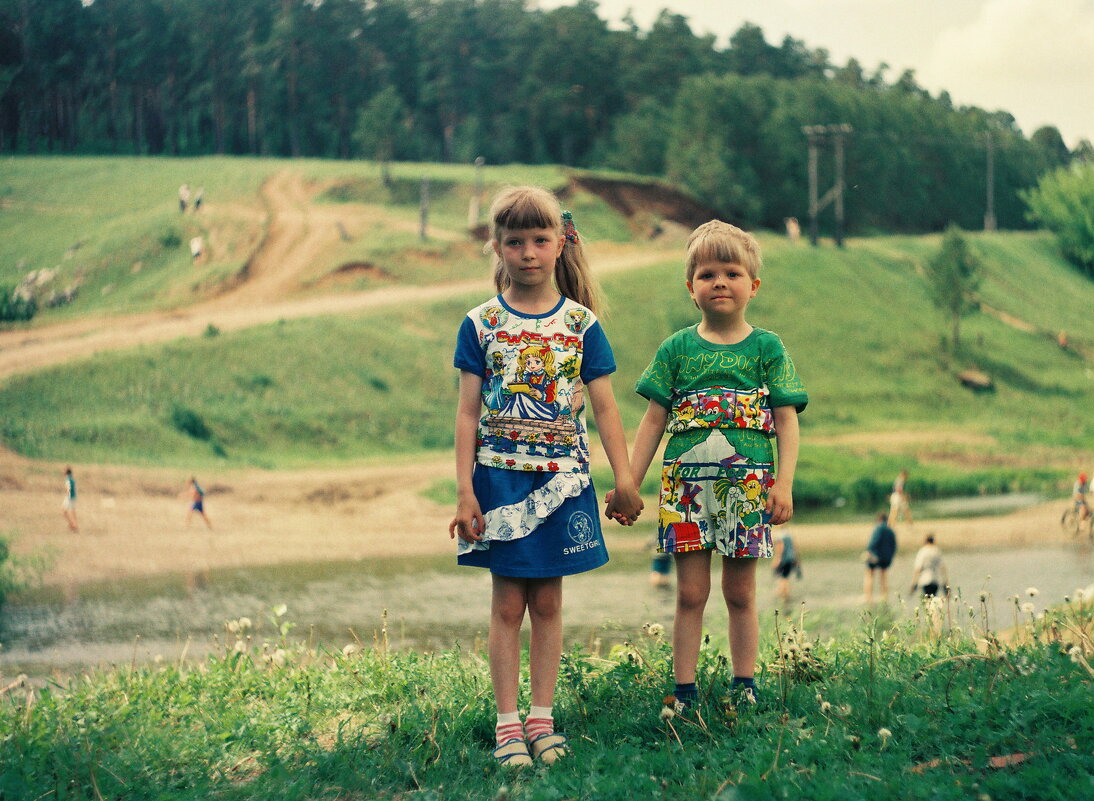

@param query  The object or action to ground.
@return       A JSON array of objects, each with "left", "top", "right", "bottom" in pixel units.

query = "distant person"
[
  {"left": 1072, "top": 472, "right": 1090, "bottom": 520},
  {"left": 888, "top": 469, "right": 913, "bottom": 526},
  {"left": 61, "top": 466, "right": 79, "bottom": 532},
  {"left": 193, "top": 187, "right": 204, "bottom": 212},
  {"left": 178, "top": 183, "right": 190, "bottom": 212},
  {"left": 784, "top": 217, "right": 801, "bottom": 244},
  {"left": 649, "top": 533, "right": 672, "bottom": 588},
  {"left": 772, "top": 527, "right": 801, "bottom": 606},
  {"left": 909, "top": 534, "right": 947, "bottom": 598},
  {"left": 863, "top": 512, "right": 897, "bottom": 603},
  {"left": 189, "top": 236, "right": 203, "bottom": 261},
  {"left": 186, "top": 477, "right": 212, "bottom": 528}
]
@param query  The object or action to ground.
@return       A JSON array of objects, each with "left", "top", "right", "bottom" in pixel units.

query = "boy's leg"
[
  {"left": 721, "top": 557, "right": 759, "bottom": 678},
  {"left": 526, "top": 576, "right": 563, "bottom": 710},
  {"left": 863, "top": 567, "right": 874, "bottom": 603},
  {"left": 490, "top": 574, "right": 528, "bottom": 717},
  {"left": 672, "top": 550, "right": 713, "bottom": 685},
  {"left": 879, "top": 568, "right": 890, "bottom": 598}
]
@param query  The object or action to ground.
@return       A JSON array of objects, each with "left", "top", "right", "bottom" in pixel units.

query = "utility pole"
[
  {"left": 467, "top": 156, "right": 485, "bottom": 230},
  {"left": 419, "top": 177, "right": 430, "bottom": 242},
  {"left": 802, "top": 124, "right": 852, "bottom": 247},
  {"left": 983, "top": 132, "right": 997, "bottom": 232}
]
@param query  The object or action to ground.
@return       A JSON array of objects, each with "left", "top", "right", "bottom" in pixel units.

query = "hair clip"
[{"left": 561, "top": 210, "right": 579, "bottom": 244}]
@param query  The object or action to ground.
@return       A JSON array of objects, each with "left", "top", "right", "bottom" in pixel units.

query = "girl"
[{"left": 450, "top": 186, "right": 643, "bottom": 766}]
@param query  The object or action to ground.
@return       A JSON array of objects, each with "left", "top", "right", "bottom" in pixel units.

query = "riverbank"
[{"left": 1, "top": 451, "right": 1073, "bottom": 588}]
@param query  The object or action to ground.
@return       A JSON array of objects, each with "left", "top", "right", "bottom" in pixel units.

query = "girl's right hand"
[{"left": 449, "top": 495, "right": 486, "bottom": 542}]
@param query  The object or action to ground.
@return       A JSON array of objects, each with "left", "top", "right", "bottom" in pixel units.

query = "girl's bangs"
[{"left": 494, "top": 197, "right": 559, "bottom": 232}]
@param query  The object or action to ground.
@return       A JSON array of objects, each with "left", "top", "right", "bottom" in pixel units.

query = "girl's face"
[
  {"left": 493, "top": 227, "right": 564, "bottom": 290},
  {"left": 525, "top": 354, "right": 544, "bottom": 372}
]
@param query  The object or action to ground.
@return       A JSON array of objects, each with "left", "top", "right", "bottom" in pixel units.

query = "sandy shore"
[{"left": 0, "top": 450, "right": 1071, "bottom": 588}]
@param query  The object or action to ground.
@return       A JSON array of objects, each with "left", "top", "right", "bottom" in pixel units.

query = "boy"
[{"left": 629, "top": 220, "right": 807, "bottom": 706}]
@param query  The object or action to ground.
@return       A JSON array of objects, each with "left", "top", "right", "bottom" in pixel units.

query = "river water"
[{"left": 2, "top": 536, "right": 1091, "bottom": 679}]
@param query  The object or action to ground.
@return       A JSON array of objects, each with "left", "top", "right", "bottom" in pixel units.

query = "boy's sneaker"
[{"left": 730, "top": 678, "right": 759, "bottom": 705}]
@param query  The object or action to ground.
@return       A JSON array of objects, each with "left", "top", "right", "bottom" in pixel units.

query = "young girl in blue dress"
[{"left": 450, "top": 186, "right": 643, "bottom": 766}]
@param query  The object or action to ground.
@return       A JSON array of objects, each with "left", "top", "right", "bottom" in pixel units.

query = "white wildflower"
[
  {"left": 270, "top": 648, "right": 288, "bottom": 667},
  {"left": 273, "top": 604, "right": 288, "bottom": 617},
  {"left": 233, "top": 639, "right": 246, "bottom": 654},
  {"left": 342, "top": 643, "right": 360, "bottom": 656},
  {"left": 1021, "top": 602, "right": 1035, "bottom": 614},
  {"left": 979, "top": 591, "right": 989, "bottom": 602},
  {"left": 820, "top": 701, "right": 832, "bottom": 713},
  {"left": 238, "top": 617, "right": 253, "bottom": 630},
  {"left": 1068, "top": 645, "right": 1084, "bottom": 663},
  {"left": 227, "top": 620, "right": 240, "bottom": 633},
  {"left": 643, "top": 622, "right": 665, "bottom": 639},
  {"left": 877, "top": 727, "right": 892, "bottom": 742},
  {"left": 659, "top": 706, "right": 676, "bottom": 721},
  {"left": 1025, "top": 587, "right": 1039, "bottom": 597}
]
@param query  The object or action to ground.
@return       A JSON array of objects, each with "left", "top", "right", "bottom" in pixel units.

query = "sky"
[{"left": 538, "top": 0, "right": 1094, "bottom": 148}]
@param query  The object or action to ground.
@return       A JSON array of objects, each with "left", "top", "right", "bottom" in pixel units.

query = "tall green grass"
[{"left": 2, "top": 598, "right": 1091, "bottom": 800}]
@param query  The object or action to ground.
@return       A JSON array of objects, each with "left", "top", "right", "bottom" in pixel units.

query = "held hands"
[
  {"left": 603, "top": 484, "right": 644, "bottom": 526},
  {"left": 766, "top": 480, "right": 794, "bottom": 526},
  {"left": 449, "top": 492, "right": 485, "bottom": 543}
]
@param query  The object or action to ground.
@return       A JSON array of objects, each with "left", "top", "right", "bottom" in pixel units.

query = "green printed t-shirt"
[{"left": 635, "top": 325, "right": 808, "bottom": 462}]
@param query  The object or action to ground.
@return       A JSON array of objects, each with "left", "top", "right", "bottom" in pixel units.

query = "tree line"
[{"left": 1, "top": 0, "right": 1086, "bottom": 233}]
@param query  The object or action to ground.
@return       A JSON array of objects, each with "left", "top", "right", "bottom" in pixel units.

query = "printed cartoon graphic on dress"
[{"left": 563, "top": 511, "right": 597, "bottom": 555}]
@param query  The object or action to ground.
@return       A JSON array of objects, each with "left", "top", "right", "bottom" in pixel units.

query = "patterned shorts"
[{"left": 657, "top": 434, "right": 774, "bottom": 558}]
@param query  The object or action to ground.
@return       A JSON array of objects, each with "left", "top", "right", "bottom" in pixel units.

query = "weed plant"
[{"left": 2, "top": 592, "right": 1091, "bottom": 800}]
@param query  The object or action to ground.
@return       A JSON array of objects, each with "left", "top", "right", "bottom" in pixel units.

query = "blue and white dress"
[{"left": 453, "top": 294, "right": 616, "bottom": 577}]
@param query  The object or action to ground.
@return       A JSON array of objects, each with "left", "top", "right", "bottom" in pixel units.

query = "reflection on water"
[{"left": 1, "top": 542, "right": 1091, "bottom": 678}]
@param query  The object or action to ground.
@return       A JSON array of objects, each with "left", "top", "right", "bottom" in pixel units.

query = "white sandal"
[
  {"left": 528, "top": 732, "right": 569, "bottom": 765},
  {"left": 492, "top": 738, "right": 532, "bottom": 767}
]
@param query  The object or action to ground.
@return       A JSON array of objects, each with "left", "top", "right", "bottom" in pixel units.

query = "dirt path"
[{"left": 0, "top": 170, "right": 675, "bottom": 382}]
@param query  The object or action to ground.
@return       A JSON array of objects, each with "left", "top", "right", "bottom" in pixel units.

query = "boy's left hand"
[{"left": 766, "top": 481, "right": 793, "bottom": 525}]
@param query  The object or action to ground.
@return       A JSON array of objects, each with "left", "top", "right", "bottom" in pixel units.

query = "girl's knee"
[{"left": 723, "top": 585, "right": 755, "bottom": 613}]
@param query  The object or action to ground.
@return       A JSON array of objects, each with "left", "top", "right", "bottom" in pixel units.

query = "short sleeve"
[
  {"left": 635, "top": 338, "right": 675, "bottom": 409},
  {"left": 764, "top": 336, "right": 808, "bottom": 412},
  {"left": 579, "top": 321, "right": 616, "bottom": 383},
  {"left": 453, "top": 316, "right": 485, "bottom": 376}
]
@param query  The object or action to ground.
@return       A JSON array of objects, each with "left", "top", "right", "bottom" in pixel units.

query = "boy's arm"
[
  {"left": 767, "top": 405, "right": 800, "bottom": 525},
  {"left": 586, "top": 376, "right": 643, "bottom": 524},
  {"left": 449, "top": 371, "right": 485, "bottom": 542},
  {"left": 631, "top": 399, "right": 669, "bottom": 490}
]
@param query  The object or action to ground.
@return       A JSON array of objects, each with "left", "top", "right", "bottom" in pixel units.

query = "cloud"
[{"left": 923, "top": 0, "right": 1094, "bottom": 142}]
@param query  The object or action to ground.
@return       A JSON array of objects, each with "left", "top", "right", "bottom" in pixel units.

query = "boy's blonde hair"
[
  {"left": 685, "top": 220, "right": 762, "bottom": 280},
  {"left": 488, "top": 186, "right": 601, "bottom": 315}
]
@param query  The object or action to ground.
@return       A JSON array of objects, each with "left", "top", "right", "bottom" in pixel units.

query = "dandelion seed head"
[
  {"left": 233, "top": 639, "right": 246, "bottom": 654},
  {"left": 877, "top": 727, "right": 892, "bottom": 740},
  {"left": 821, "top": 701, "right": 832, "bottom": 713},
  {"left": 979, "top": 591, "right": 989, "bottom": 602},
  {"left": 1025, "top": 587, "right": 1039, "bottom": 597},
  {"left": 1021, "top": 602, "right": 1035, "bottom": 614},
  {"left": 343, "top": 644, "right": 359, "bottom": 656},
  {"left": 227, "top": 620, "right": 240, "bottom": 633},
  {"left": 238, "top": 617, "right": 253, "bottom": 630},
  {"left": 659, "top": 706, "right": 675, "bottom": 720}
]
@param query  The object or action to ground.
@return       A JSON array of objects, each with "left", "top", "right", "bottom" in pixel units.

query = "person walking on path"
[
  {"left": 863, "top": 512, "right": 897, "bottom": 603},
  {"left": 909, "top": 533, "right": 947, "bottom": 598},
  {"left": 449, "top": 186, "right": 642, "bottom": 767},
  {"left": 61, "top": 466, "right": 79, "bottom": 532},
  {"left": 626, "top": 219, "right": 808, "bottom": 709},
  {"left": 178, "top": 183, "right": 190, "bottom": 213},
  {"left": 186, "top": 477, "right": 212, "bottom": 529}
]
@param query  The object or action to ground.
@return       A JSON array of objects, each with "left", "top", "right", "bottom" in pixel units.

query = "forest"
[{"left": 0, "top": 0, "right": 1087, "bottom": 232}]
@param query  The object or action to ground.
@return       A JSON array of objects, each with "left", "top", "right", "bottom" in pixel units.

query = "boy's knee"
[{"left": 677, "top": 583, "right": 710, "bottom": 612}]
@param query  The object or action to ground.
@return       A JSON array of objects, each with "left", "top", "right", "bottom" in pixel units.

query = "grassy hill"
[{"left": 1, "top": 158, "right": 1092, "bottom": 512}]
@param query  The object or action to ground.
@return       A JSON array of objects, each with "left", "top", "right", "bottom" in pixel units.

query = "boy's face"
[{"left": 686, "top": 259, "right": 760, "bottom": 321}]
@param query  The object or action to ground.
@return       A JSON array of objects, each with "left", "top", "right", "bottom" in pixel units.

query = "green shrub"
[
  {"left": 0, "top": 286, "right": 37, "bottom": 322},
  {"left": 170, "top": 404, "right": 211, "bottom": 440},
  {"left": 159, "top": 229, "right": 183, "bottom": 249}
]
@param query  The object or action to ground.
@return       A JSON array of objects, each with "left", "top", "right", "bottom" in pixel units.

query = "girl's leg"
[
  {"left": 721, "top": 557, "right": 759, "bottom": 678},
  {"left": 526, "top": 576, "right": 563, "bottom": 709},
  {"left": 672, "top": 550, "right": 713, "bottom": 684},
  {"left": 490, "top": 574, "right": 529, "bottom": 716}
]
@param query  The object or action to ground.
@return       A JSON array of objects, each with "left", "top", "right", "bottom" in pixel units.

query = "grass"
[{"left": 2, "top": 595, "right": 1091, "bottom": 800}]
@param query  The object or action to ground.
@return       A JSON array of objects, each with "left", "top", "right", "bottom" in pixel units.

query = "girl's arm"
[
  {"left": 630, "top": 399, "right": 669, "bottom": 491},
  {"left": 586, "top": 375, "right": 644, "bottom": 524},
  {"left": 767, "top": 405, "right": 800, "bottom": 525},
  {"left": 449, "top": 371, "right": 486, "bottom": 542}
]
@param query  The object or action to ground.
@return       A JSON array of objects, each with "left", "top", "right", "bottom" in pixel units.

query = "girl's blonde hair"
[
  {"left": 685, "top": 219, "right": 763, "bottom": 280},
  {"left": 489, "top": 186, "right": 601, "bottom": 315}
]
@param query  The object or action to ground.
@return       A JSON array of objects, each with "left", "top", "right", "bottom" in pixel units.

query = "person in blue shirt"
[{"left": 863, "top": 512, "right": 897, "bottom": 603}]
